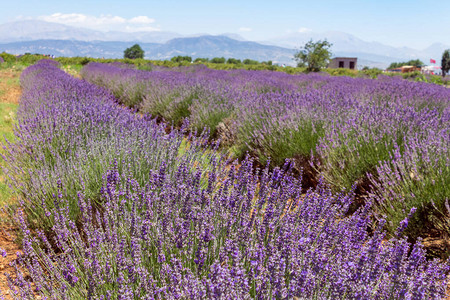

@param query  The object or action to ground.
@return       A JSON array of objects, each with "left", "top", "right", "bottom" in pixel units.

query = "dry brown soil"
[
  {"left": 0, "top": 68, "right": 21, "bottom": 299},
  {"left": 0, "top": 70, "right": 21, "bottom": 105}
]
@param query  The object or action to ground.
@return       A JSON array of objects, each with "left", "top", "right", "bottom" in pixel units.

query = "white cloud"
[
  {"left": 238, "top": 27, "right": 252, "bottom": 32},
  {"left": 129, "top": 16, "right": 155, "bottom": 24},
  {"left": 297, "top": 27, "right": 312, "bottom": 33},
  {"left": 33, "top": 13, "right": 159, "bottom": 32}
]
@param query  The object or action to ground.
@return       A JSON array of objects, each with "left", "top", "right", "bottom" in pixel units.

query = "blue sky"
[{"left": 2, "top": 0, "right": 449, "bottom": 49}]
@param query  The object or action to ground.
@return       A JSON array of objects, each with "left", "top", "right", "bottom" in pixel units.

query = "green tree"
[
  {"left": 243, "top": 58, "right": 259, "bottom": 65},
  {"left": 294, "top": 39, "right": 332, "bottom": 72},
  {"left": 406, "top": 59, "right": 423, "bottom": 67},
  {"left": 194, "top": 57, "right": 209, "bottom": 63},
  {"left": 226, "top": 58, "right": 241, "bottom": 64},
  {"left": 442, "top": 49, "right": 450, "bottom": 77},
  {"left": 388, "top": 59, "right": 424, "bottom": 69},
  {"left": 124, "top": 44, "right": 145, "bottom": 59},
  {"left": 210, "top": 57, "right": 226, "bottom": 64},
  {"left": 0, "top": 52, "right": 16, "bottom": 63},
  {"left": 171, "top": 56, "right": 192, "bottom": 63}
]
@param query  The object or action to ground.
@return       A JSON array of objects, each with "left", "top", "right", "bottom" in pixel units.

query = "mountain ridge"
[{"left": 0, "top": 20, "right": 448, "bottom": 68}]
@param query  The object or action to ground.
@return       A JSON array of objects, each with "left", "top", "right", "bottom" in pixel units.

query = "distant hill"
[
  {"left": 264, "top": 31, "right": 450, "bottom": 66},
  {"left": 0, "top": 37, "right": 295, "bottom": 65},
  {"left": 150, "top": 35, "right": 295, "bottom": 63},
  {"left": 0, "top": 20, "right": 181, "bottom": 44},
  {"left": 0, "top": 37, "right": 390, "bottom": 68},
  {"left": 1, "top": 20, "right": 449, "bottom": 68},
  {"left": 266, "top": 31, "right": 421, "bottom": 59},
  {"left": 0, "top": 40, "right": 158, "bottom": 58}
]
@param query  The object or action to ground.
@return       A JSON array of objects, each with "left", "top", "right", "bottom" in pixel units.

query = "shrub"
[
  {"left": 0, "top": 52, "right": 16, "bottom": 64},
  {"left": 226, "top": 58, "right": 241, "bottom": 64},
  {"left": 361, "top": 68, "right": 383, "bottom": 79},
  {"left": 171, "top": 56, "right": 192, "bottom": 63},
  {"left": 243, "top": 58, "right": 259, "bottom": 65},
  {"left": 402, "top": 70, "right": 421, "bottom": 79},
  {"left": 194, "top": 57, "right": 209, "bottom": 63},
  {"left": 17, "top": 54, "right": 48, "bottom": 65},
  {"left": 325, "top": 68, "right": 358, "bottom": 77},
  {"left": 210, "top": 57, "right": 226, "bottom": 64}
]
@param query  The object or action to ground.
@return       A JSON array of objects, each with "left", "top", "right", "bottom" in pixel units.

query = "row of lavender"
[
  {"left": 81, "top": 62, "right": 450, "bottom": 239},
  {"left": 2, "top": 60, "right": 216, "bottom": 230},
  {"left": 1, "top": 61, "right": 448, "bottom": 298}
]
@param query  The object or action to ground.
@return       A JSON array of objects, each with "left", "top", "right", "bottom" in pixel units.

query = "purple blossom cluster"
[{"left": 81, "top": 63, "right": 450, "bottom": 237}]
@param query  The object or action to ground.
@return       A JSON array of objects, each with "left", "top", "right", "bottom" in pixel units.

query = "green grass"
[
  {"left": 235, "top": 117, "right": 324, "bottom": 168},
  {"left": 61, "top": 64, "right": 84, "bottom": 77},
  {"left": 371, "top": 144, "right": 450, "bottom": 239},
  {"left": 0, "top": 103, "right": 17, "bottom": 143},
  {"left": 0, "top": 102, "right": 18, "bottom": 206},
  {"left": 319, "top": 131, "right": 404, "bottom": 193},
  {"left": 6, "top": 77, "right": 20, "bottom": 86},
  {"left": 257, "top": 122, "right": 324, "bottom": 167},
  {"left": 0, "top": 65, "right": 21, "bottom": 207}
]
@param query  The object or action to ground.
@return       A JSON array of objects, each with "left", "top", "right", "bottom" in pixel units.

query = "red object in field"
[{"left": 430, "top": 59, "right": 436, "bottom": 64}]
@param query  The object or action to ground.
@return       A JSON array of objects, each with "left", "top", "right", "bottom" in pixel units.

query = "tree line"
[{"left": 123, "top": 43, "right": 450, "bottom": 77}]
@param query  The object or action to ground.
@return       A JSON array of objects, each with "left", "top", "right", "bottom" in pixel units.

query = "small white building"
[
  {"left": 422, "top": 65, "right": 442, "bottom": 76},
  {"left": 328, "top": 57, "right": 357, "bottom": 70}
]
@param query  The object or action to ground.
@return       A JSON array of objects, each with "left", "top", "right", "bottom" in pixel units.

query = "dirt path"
[
  {"left": 0, "top": 225, "right": 20, "bottom": 298},
  {"left": 0, "top": 68, "right": 21, "bottom": 299},
  {"left": 0, "top": 69, "right": 21, "bottom": 105}
]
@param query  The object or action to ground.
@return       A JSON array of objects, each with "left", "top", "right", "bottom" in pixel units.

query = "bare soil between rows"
[{"left": 0, "top": 68, "right": 21, "bottom": 299}]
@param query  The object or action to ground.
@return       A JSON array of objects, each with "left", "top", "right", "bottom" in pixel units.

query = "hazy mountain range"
[{"left": 0, "top": 20, "right": 448, "bottom": 68}]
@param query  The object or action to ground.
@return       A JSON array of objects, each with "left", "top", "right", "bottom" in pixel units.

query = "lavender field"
[
  {"left": 0, "top": 60, "right": 449, "bottom": 299},
  {"left": 82, "top": 62, "right": 450, "bottom": 240}
]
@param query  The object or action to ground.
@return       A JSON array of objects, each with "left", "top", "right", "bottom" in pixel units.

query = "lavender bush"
[
  {"left": 5, "top": 159, "right": 449, "bottom": 299},
  {"left": 2, "top": 60, "right": 215, "bottom": 231}
]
